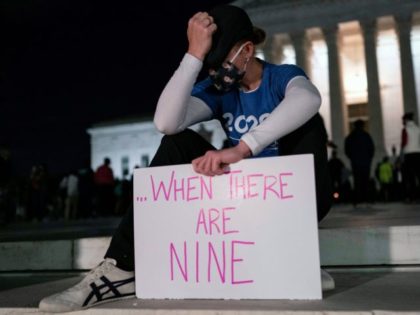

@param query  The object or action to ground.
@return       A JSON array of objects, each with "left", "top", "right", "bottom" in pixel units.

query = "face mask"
[{"left": 209, "top": 43, "right": 249, "bottom": 92}]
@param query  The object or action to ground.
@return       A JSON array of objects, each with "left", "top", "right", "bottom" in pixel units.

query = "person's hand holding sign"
[{"left": 192, "top": 140, "right": 251, "bottom": 176}]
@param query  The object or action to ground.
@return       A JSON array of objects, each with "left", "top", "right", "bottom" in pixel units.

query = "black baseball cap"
[{"left": 205, "top": 5, "right": 254, "bottom": 69}]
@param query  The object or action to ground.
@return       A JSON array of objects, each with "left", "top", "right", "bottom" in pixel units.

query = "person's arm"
[
  {"left": 154, "top": 12, "right": 216, "bottom": 135},
  {"left": 401, "top": 128, "right": 407, "bottom": 151},
  {"left": 191, "top": 76, "right": 321, "bottom": 176},
  {"left": 192, "top": 140, "right": 251, "bottom": 176},
  {"left": 368, "top": 134, "right": 375, "bottom": 160},
  {"left": 240, "top": 76, "right": 321, "bottom": 156},
  {"left": 153, "top": 54, "right": 212, "bottom": 134}
]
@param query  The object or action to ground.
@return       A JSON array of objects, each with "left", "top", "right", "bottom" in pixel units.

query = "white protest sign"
[{"left": 133, "top": 154, "right": 321, "bottom": 300}]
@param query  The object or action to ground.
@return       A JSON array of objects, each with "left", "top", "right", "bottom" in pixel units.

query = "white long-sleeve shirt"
[{"left": 154, "top": 53, "right": 321, "bottom": 156}]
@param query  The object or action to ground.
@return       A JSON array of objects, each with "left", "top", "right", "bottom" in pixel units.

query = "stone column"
[
  {"left": 323, "top": 25, "right": 346, "bottom": 154},
  {"left": 395, "top": 13, "right": 418, "bottom": 122},
  {"left": 272, "top": 34, "right": 288, "bottom": 65},
  {"left": 360, "top": 18, "right": 386, "bottom": 157},
  {"left": 290, "top": 30, "right": 311, "bottom": 76},
  {"left": 262, "top": 34, "right": 274, "bottom": 63}
]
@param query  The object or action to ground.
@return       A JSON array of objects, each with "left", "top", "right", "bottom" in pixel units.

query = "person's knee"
[{"left": 160, "top": 129, "right": 198, "bottom": 146}]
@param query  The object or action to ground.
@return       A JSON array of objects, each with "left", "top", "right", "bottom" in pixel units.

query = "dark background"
[{"left": 1, "top": 0, "right": 232, "bottom": 177}]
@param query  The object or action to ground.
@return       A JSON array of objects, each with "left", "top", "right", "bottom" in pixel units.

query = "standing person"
[
  {"left": 400, "top": 112, "right": 420, "bottom": 202},
  {"left": 39, "top": 5, "right": 333, "bottom": 312},
  {"left": 0, "top": 145, "right": 14, "bottom": 223},
  {"left": 27, "top": 165, "right": 48, "bottom": 221},
  {"left": 390, "top": 145, "right": 403, "bottom": 201},
  {"left": 328, "top": 149, "right": 345, "bottom": 202},
  {"left": 78, "top": 166, "right": 95, "bottom": 218},
  {"left": 64, "top": 171, "right": 79, "bottom": 220},
  {"left": 94, "top": 157, "right": 115, "bottom": 216},
  {"left": 345, "top": 120, "right": 375, "bottom": 206},
  {"left": 114, "top": 178, "right": 131, "bottom": 216},
  {"left": 58, "top": 174, "right": 69, "bottom": 218},
  {"left": 377, "top": 156, "right": 393, "bottom": 202}
]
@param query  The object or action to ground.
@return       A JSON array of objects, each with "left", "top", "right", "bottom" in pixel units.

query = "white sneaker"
[
  {"left": 321, "top": 269, "right": 335, "bottom": 291},
  {"left": 39, "top": 258, "right": 135, "bottom": 313}
]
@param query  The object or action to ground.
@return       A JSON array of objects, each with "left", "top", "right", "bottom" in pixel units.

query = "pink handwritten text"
[
  {"left": 150, "top": 171, "right": 213, "bottom": 202},
  {"left": 195, "top": 206, "right": 239, "bottom": 235},
  {"left": 228, "top": 170, "right": 294, "bottom": 200},
  {"left": 169, "top": 240, "right": 255, "bottom": 284}
]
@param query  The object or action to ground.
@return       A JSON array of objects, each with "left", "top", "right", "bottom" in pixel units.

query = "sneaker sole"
[
  {"left": 40, "top": 293, "right": 136, "bottom": 313},
  {"left": 83, "top": 292, "right": 136, "bottom": 310}
]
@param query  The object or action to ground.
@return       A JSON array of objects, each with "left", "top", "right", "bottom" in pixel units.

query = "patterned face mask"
[{"left": 209, "top": 43, "right": 249, "bottom": 92}]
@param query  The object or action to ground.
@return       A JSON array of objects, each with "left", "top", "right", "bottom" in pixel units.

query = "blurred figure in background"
[
  {"left": 328, "top": 150, "right": 345, "bottom": 203},
  {"left": 63, "top": 170, "right": 79, "bottom": 220},
  {"left": 390, "top": 146, "right": 404, "bottom": 201},
  {"left": 400, "top": 112, "right": 420, "bottom": 203},
  {"left": 376, "top": 156, "right": 393, "bottom": 202},
  {"left": 27, "top": 164, "right": 49, "bottom": 221},
  {"left": 345, "top": 120, "right": 375, "bottom": 207},
  {"left": 114, "top": 177, "right": 131, "bottom": 216},
  {"left": 78, "top": 165, "right": 94, "bottom": 218},
  {"left": 0, "top": 145, "right": 14, "bottom": 224},
  {"left": 94, "top": 157, "right": 115, "bottom": 216}
]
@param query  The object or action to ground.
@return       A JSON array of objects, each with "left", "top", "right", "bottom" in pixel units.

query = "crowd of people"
[
  {"left": 0, "top": 156, "right": 133, "bottom": 224},
  {"left": 328, "top": 113, "right": 420, "bottom": 206},
  {"left": 2, "top": 112, "right": 420, "bottom": 225},
  {"left": 2, "top": 113, "right": 420, "bottom": 225}
]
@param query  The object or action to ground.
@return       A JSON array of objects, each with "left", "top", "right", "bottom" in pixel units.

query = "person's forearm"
[
  {"left": 235, "top": 140, "right": 252, "bottom": 158},
  {"left": 241, "top": 76, "right": 322, "bottom": 156},
  {"left": 154, "top": 54, "right": 204, "bottom": 134}
]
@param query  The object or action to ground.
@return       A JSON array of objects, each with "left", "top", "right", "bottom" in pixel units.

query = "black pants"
[
  {"left": 106, "top": 114, "right": 332, "bottom": 271},
  {"left": 279, "top": 114, "right": 332, "bottom": 220},
  {"left": 351, "top": 164, "right": 371, "bottom": 204},
  {"left": 403, "top": 152, "right": 420, "bottom": 201}
]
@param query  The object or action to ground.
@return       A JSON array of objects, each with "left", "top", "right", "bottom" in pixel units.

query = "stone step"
[
  {"left": 0, "top": 237, "right": 111, "bottom": 271},
  {"left": 320, "top": 225, "right": 420, "bottom": 266},
  {"left": 1, "top": 203, "right": 420, "bottom": 271},
  {"left": 1, "top": 224, "right": 420, "bottom": 271},
  {"left": 1, "top": 267, "right": 420, "bottom": 314}
]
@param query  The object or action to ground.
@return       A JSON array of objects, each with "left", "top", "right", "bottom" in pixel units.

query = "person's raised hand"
[{"left": 187, "top": 12, "right": 217, "bottom": 61}]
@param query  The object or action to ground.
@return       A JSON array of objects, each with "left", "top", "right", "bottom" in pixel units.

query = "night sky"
[{"left": 1, "top": 0, "right": 232, "bottom": 176}]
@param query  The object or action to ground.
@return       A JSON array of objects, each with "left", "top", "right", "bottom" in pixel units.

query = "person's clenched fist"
[{"left": 187, "top": 12, "right": 217, "bottom": 61}]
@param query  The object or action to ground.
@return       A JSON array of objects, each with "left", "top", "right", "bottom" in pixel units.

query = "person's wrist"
[
  {"left": 236, "top": 141, "right": 252, "bottom": 158},
  {"left": 187, "top": 47, "right": 206, "bottom": 61}
]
